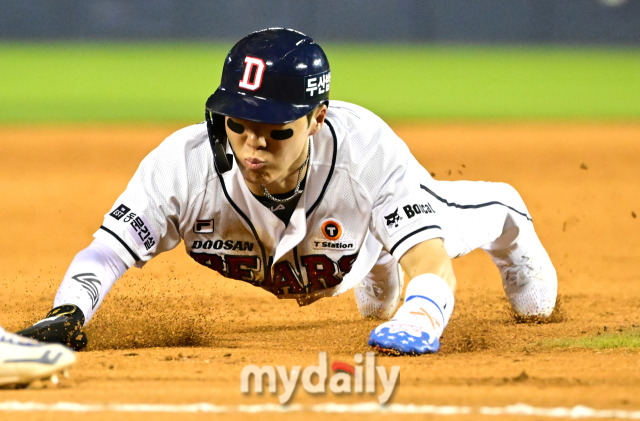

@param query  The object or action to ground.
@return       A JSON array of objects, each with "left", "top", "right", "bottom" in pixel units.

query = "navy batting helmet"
[{"left": 206, "top": 28, "right": 330, "bottom": 125}]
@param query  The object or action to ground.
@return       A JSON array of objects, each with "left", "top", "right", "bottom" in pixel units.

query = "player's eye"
[
  {"left": 226, "top": 118, "right": 245, "bottom": 134},
  {"left": 270, "top": 129, "right": 294, "bottom": 140}
]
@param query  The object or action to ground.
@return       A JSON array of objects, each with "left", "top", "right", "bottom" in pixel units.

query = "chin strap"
[{"left": 205, "top": 110, "right": 233, "bottom": 173}]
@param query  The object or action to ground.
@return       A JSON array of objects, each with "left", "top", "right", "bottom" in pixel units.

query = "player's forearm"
[
  {"left": 53, "top": 239, "right": 128, "bottom": 325},
  {"left": 399, "top": 238, "right": 457, "bottom": 292},
  {"left": 399, "top": 238, "right": 456, "bottom": 324}
]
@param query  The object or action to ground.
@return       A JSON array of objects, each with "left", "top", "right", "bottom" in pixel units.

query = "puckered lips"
[{"left": 245, "top": 157, "right": 265, "bottom": 170}]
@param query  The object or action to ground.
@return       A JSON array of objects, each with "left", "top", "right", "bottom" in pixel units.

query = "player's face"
[{"left": 225, "top": 106, "right": 327, "bottom": 195}]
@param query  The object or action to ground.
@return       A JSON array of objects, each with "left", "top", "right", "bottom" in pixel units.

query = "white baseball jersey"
[{"left": 94, "top": 100, "right": 533, "bottom": 306}]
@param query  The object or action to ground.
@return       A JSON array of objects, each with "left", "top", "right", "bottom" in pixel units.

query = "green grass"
[
  {"left": 544, "top": 328, "right": 640, "bottom": 350},
  {"left": 328, "top": 45, "right": 640, "bottom": 121},
  {"left": 1, "top": 42, "right": 639, "bottom": 123},
  {"left": 0, "top": 43, "right": 226, "bottom": 123}
]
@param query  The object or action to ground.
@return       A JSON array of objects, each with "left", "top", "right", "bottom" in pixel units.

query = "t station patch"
[
  {"left": 314, "top": 219, "right": 355, "bottom": 250},
  {"left": 322, "top": 220, "right": 342, "bottom": 241}
]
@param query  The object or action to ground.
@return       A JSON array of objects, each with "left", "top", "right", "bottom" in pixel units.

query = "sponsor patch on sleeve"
[
  {"left": 121, "top": 210, "right": 158, "bottom": 253},
  {"left": 382, "top": 200, "right": 436, "bottom": 235},
  {"left": 109, "top": 204, "right": 131, "bottom": 221}
]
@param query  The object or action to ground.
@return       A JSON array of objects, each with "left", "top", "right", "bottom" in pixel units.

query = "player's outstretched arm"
[
  {"left": 368, "top": 238, "right": 456, "bottom": 355},
  {"left": 17, "top": 240, "right": 128, "bottom": 351}
]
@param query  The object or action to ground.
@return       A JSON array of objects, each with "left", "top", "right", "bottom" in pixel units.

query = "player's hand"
[
  {"left": 368, "top": 295, "right": 444, "bottom": 355},
  {"left": 368, "top": 319, "right": 440, "bottom": 355},
  {"left": 17, "top": 305, "right": 88, "bottom": 351}
]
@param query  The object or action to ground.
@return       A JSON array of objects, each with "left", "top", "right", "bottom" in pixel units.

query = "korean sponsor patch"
[
  {"left": 117, "top": 209, "right": 158, "bottom": 253},
  {"left": 109, "top": 204, "right": 131, "bottom": 221}
]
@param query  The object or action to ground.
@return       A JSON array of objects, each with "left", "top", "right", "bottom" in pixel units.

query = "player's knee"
[
  {"left": 355, "top": 271, "right": 403, "bottom": 319},
  {"left": 355, "top": 251, "right": 404, "bottom": 319},
  {"left": 355, "top": 287, "right": 397, "bottom": 319},
  {"left": 494, "top": 182, "right": 527, "bottom": 211},
  {"left": 355, "top": 277, "right": 402, "bottom": 319}
]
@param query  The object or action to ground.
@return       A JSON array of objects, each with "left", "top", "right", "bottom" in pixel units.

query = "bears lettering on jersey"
[
  {"left": 189, "top": 250, "right": 359, "bottom": 297},
  {"left": 269, "top": 260, "right": 305, "bottom": 295}
]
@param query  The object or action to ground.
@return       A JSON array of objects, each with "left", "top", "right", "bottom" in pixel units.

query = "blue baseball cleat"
[{"left": 368, "top": 320, "right": 440, "bottom": 355}]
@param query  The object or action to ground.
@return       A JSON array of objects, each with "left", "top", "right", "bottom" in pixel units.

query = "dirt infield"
[{"left": 1, "top": 122, "right": 639, "bottom": 420}]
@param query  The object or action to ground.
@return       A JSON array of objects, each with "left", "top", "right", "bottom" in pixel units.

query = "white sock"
[{"left": 393, "top": 274, "right": 455, "bottom": 339}]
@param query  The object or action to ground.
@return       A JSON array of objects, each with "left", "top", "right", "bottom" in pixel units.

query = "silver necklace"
[{"left": 260, "top": 140, "right": 310, "bottom": 204}]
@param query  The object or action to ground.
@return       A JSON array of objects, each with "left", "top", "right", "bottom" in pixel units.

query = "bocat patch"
[{"left": 381, "top": 200, "right": 436, "bottom": 235}]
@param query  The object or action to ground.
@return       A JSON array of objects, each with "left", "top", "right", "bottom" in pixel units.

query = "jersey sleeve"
[
  {"left": 341, "top": 105, "right": 445, "bottom": 260},
  {"left": 94, "top": 126, "right": 207, "bottom": 268},
  {"left": 369, "top": 150, "right": 445, "bottom": 259}
]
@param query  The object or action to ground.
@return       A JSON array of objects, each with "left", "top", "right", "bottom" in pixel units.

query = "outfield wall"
[{"left": 1, "top": 0, "right": 639, "bottom": 45}]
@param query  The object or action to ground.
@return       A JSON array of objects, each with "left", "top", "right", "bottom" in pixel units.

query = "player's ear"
[{"left": 308, "top": 104, "right": 327, "bottom": 136}]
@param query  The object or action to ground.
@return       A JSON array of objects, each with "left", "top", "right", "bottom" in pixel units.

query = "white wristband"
[{"left": 404, "top": 273, "right": 455, "bottom": 326}]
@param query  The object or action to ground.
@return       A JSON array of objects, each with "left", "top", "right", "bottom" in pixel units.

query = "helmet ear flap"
[{"left": 205, "top": 110, "right": 233, "bottom": 173}]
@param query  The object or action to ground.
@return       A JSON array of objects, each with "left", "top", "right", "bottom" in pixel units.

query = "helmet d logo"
[{"left": 239, "top": 56, "right": 266, "bottom": 91}]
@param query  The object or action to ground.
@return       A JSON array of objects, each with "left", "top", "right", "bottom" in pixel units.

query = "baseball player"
[
  {"left": 18, "top": 28, "right": 557, "bottom": 355},
  {"left": 0, "top": 324, "right": 75, "bottom": 387}
]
